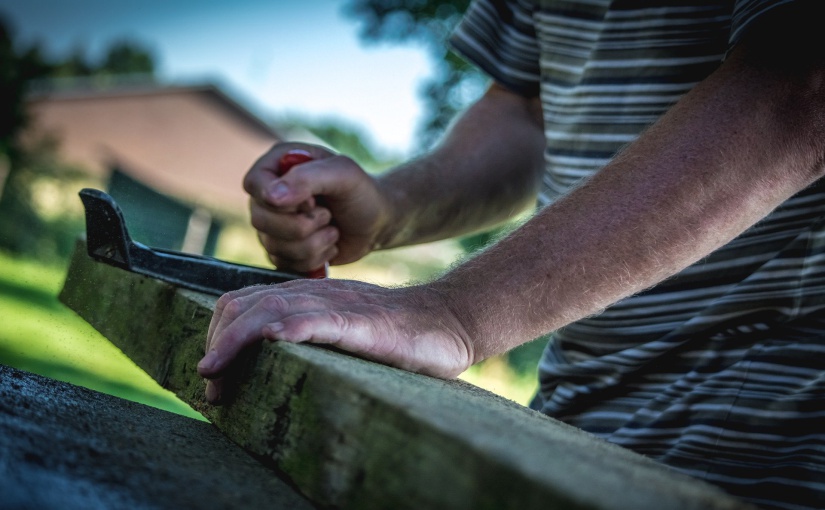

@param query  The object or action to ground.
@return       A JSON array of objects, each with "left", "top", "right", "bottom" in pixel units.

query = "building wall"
[{"left": 26, "top": 87, "right": 280, "bottom": 215}]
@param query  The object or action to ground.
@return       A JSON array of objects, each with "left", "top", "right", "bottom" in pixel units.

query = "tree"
[
  {"left": 344, "top": 1, "right": 512, "bottom": 254},
  {"left": 278, "top": 115, "right": 402, "bottom": 173},
  {"left": 343, "top": 0, "right": 487, "bottom": 151},
  {"left": 99, "top": 41, "right": 155, "bottom": 76},
  {"left": 50, "top": 39, "right": 155, "bottom": 80},
  {"left": 0, "top": 16, "right": 157, "bottom": 259},
  {"left": 2, "top": 16, "right": 157, "bottom": 155},
  {"left": 0, "top": 15, "right": 51, "bottom": 160}
]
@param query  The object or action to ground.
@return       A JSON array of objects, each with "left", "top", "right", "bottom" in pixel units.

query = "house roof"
[{"left": 25, "top": 80, "right": 285, "bottom": 213}]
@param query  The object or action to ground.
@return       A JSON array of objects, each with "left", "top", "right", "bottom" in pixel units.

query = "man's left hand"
[{"left": 197, "top": 280, "right": 473, "bottom": 403}]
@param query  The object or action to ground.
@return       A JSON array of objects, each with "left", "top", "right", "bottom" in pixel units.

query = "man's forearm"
[
  {"left": 200, "top": 2, "right": 825, "bottom": 390},
  {"left": 375, "top": 83, "right": 546, "bottom": 249},
  {"left": 435, "top": 29, "right": 825, "bottom": 363}
]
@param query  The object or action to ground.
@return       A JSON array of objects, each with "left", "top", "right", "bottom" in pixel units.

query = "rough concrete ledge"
[
  {"left": 0, "top": 364, "right": 313, "bottom": 510},
  {"left": 59, "top": 240, "right": 756, "bottom": 510}
]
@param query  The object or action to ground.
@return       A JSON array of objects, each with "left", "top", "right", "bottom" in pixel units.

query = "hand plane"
[{"left": 79, "top": 188, "right": 304, "bottom": 296}]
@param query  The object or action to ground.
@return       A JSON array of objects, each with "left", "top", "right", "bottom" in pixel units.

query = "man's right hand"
[{"left": 243, "top": 143, "right": 394, "bottom": 273}]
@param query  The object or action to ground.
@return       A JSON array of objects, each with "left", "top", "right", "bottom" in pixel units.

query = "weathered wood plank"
[
  {"left": 59, "top": 240, "right": 756, "bottom": 510},
  {"left": 0, "top": 364, "right": 313, "bottom": 510}
]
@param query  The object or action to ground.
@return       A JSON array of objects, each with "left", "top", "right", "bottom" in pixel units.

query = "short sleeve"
[{"left": 449, "top": 0, "right": 541, "bottom": 97}]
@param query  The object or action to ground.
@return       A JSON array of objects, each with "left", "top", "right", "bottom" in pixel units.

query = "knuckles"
[
  {"left": 328, "top": 310, "right": 351, "bottom": 335},
  {"left": 258, "top": 293, "right": 290, "bottom": 314},
  {"left": 220, "top": 296, "right": 247, "bottom": 321},
  {"left": 215, "top": 291, "right": 241, "bottom": 315},
  {"left": 248, "top": 207, "right": 270, "bottom": 232},
  {"left": 250, "top": 204, "right": 330, "bottom": 241},
  {"left": 329, "top": 154, "right": 357, "bottom": 169},
  {"left": 242, "top": 161, "right": 269, "bottom": 196},
  {"left": 261, "top": 229, "right": 336, "bottom": 267},
  {"left": 328, "top": 155, "right": 365, "bottom": 183}
]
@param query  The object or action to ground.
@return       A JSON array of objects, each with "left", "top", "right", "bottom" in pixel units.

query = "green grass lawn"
[
  {"left": 0, "top": 250, "right": 203, "bottom": 420},
  {"left": 1, "top": 245, "right": 540, "bottom": 413}
]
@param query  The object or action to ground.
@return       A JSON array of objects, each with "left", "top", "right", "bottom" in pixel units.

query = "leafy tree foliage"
[
  {"left": 99, "top": 41, "right": 155, "bottom": 76},
  {"left": 0, "top": 15, "right": 157, "bottom": 259},
  {"left": 50, "top": 41, "right": 155, "bottom": 79},
  {"left": 343, "top": 0, "right": 488, "bottom": 151},
  {"left": 2, "top": 15, "right": 156, "bottom": 153},
  {"left": 344, "top": 1, "right": 512, "bottom": 255},
  {"left": 0, "top": 15, "right": 51, "bottom": 160},
  {"left": 279, "top": 115, "right": 402, "bottom": 173}
]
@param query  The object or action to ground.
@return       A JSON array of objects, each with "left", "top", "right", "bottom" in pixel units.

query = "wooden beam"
[{"left": 60, "top": 240, "right": 755, "bottom": 510}]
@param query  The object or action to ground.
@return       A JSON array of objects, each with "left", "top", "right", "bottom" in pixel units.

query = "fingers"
[
  {"left": 243, "top": 143, "right": 334, "bottom": 207},
  {"left": 200, "top": 300, "right": 273, "bottom": 376},
  {"left": 259, "top": 309, "right": 383, "bottom": 359},
  {"left": 205, "top": 285, "right": 268, "bottom": 352},
  {"left": 259, "top": 231, "right": 339, "bottom": 273},
  {"left": 255, "top": 177, "right": 317, "bottom": 210},
  {"left": 202, "top": 285, "right": 277, "bottom": 404},
  {"left": 262, "top": 310, "right": 348, "bottom": 345},
  {"left": 249, "top": 197, "right": 340, "bottom": 272},
  {"left": 249, "top": 200, "right": 332, "bottom": 238},
  {"left": 278, "top": 155, "right": 362, "bottom": 198},
  {"left": 205, "top": 378, "right": 223, "bottom": 403},
  {"left": 199, "top": 287, "right": 316, "bottom": 404},
  {"left": 246, "top": 154, "right": 363, "bottom": 208},
  {"left": 199, "top": 292, "right": 293, "bottom": 404},
  {"left": 200, "top": 289, "right": 357, "bottom": 404},
  {"left": 245, "top": 158, "right": 352, "bottom": 272},
  {"left": 200, "top": 288, "right": 313, "bottom": 377},
  {"left": 198, "top": 281, "right": 472, "bottom": 405},
  {"left": 247, "top": 147, "right": 386, "bottom": 270}
]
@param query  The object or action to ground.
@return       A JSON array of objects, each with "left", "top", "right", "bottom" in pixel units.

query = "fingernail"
[
  {"left": 263, "top": 322, "right": 284, "bottom": 338},
  {"left": 205, "top": 380, "right": 221, "bottom": 403},
  {"left": 267, "top": 182, "right": 289, "bottom": 202},
  {"left": 198, "top": 349, "right": 218, "bottom": 371}
]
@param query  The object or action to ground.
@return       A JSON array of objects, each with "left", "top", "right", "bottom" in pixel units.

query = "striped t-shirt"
[{"left": 451, "top": 1, "right": 825, "bottom": 508}]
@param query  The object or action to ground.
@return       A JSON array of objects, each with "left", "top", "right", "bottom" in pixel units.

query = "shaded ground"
[{"left": 0, "top": 364, "right": 314, "bottom": 510}]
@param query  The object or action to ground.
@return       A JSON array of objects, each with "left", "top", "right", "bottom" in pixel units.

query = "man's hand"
[
  {"left": 244, "top": 143, "right": 394, "bottom": 273},
  {"left": 197, "top": 280, "right": 473, "bottom": 403}
]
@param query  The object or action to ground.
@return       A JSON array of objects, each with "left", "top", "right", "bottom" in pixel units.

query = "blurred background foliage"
[
  {"left": 345, "top": 0, "right": 488, "bottom": 151},
  {"left": 344, "top": 0, "right": 510, "bottom": 254},
  {"left": 276, "top": 115, "right": 404, "bottom": 174},
  {"left": 0, "top": 2, "right": 543, "bottom": 411},
  {"left": 0, "top": 14, "right": 158, "bottom": 262}
]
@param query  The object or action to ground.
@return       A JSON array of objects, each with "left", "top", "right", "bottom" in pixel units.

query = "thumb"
[
  {"left": 262, "top": 177, "right": 316, "bottom": 209},
  {"left": 266, "top": 155, "right": 366, "bottom": 208},
  {"left": 286, "top": 155, "right": 366, "bottom": 200},
  {"left": 244, "top": 143, "right": 335, "bottom": 206}
]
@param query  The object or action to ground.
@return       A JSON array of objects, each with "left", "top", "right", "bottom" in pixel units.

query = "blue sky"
[{"left": 0, "top": 0, "right": 436, "bottom": 156}]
